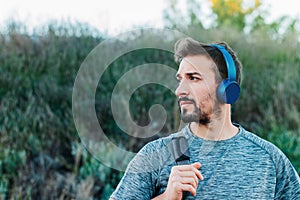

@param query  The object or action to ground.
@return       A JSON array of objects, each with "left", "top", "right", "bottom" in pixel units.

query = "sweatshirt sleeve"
[
  {"left": 274, "top": 150, "right": 300, "bottom": 200},
  {"left": 110, "top": 141, "right": 163, "bottom": 200}
]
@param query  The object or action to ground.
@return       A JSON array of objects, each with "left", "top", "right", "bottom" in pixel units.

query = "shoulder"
[
  {"left": 126, "top": 127, "right": 187, "bottom": 173},
  {"left": 240, "top": 127, "right": 287, "bottom": 161},
  {"left": 239, "top": 126, "right": 299, "bottom": 178},
  {"left": 139, "top": 126, "right": 187, "bottom": 154}
]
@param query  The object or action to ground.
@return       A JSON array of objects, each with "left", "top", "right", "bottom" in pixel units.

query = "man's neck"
[{"left": 189, "top": 106, "right": 239, "bottom": 141}]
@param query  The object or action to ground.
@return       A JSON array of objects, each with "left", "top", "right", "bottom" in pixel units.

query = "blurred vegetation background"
[{"left": 1, "top": 0, "right": 299, "bottom": 199}]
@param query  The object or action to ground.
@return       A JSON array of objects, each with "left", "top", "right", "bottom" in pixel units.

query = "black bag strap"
[
  {"left": 171, "top": 136, "right": 190, "bottom": 165},
  {"left": 170, "top": 136, "right": 191, "bottom": 199}
]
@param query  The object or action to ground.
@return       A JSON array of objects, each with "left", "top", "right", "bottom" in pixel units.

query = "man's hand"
[{"left": 152, "top": 162, "right": 203, "bottom": 200}]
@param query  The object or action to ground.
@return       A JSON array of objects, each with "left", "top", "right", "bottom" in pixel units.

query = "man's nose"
[{"left": 175, "top": 80, "right": 189, "bottom": 97}]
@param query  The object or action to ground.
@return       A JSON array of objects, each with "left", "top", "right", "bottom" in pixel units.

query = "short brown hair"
[{"left": 174, "top": 37, "right": 242, "bottom": 85}]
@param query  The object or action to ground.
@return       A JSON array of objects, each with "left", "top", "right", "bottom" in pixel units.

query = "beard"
[{"left": 178, "top": 96, "right": 221, "bottom": 125}]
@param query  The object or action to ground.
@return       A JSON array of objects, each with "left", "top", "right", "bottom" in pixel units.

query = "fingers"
[
  {"left": 192, "top": 162, "right": 204, "bottom": 181},
  {"left": 166, "top": 162, "right": 204, "bottom": 197},
  {"left": 172, "top": 162, "right": 204, "bottom": 181},
  {"left": 171, "top": 174, "right": 198, "bottom": 189},
  {"left": 173, "top": 182, "right": 197, "bottom": 196}
]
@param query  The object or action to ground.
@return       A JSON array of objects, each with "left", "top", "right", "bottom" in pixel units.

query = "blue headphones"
[{"left": 210, "top": 44, "right": 240, "bottom": 104}]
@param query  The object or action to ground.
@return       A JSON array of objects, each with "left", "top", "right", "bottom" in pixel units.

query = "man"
[{"left": 110, "top": 37, "right": 300, "bottom": 199}]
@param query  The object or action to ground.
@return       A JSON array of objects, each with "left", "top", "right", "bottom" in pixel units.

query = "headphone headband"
[{"left": 210, "top": 44, "right": 236, "bottom": 82}]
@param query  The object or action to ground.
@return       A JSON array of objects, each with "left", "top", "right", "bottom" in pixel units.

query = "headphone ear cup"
[{"left": 217, "top": 79, "right": 240, "bottom": 104}]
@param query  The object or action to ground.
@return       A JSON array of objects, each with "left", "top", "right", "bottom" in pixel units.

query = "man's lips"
[
  {"left": 178, "top": 97, "right": 196, "bottom": 107},
  {"left": 179, "top": 100, "right": 194, "bottom": 106}
]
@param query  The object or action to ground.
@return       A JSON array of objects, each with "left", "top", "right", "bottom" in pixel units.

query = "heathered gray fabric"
[{"left": 111, "top": 124, "right": 300, "bottom": 200}]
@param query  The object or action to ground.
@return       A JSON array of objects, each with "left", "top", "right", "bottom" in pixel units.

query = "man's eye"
[{"left": 189, "top": 76, "right": 199, "bottom": 80}]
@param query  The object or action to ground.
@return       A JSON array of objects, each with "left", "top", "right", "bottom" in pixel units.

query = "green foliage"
[
  {"left": 96, "top": 48, "right": 179, "bottom": 151},
  {"left": 0, "top": 21, "right": 105, "bottom": 199},
  {"left": 163, "top": 0, "right": 204, "bottom": 29},
  {"left": 0, "top": 149, "right": 26, "bottom": 199},
  {"left": 163, "top": 0, "right": 299, "bottom": 37},
  {"left": 266, "top": 126, "right": 300, "bottom": 174},
  {"left": 71, "top": 142, "right": 126, "bottom": 199},
  {"left": 209, "top": 0, "right": 262, "bottom": 30}
]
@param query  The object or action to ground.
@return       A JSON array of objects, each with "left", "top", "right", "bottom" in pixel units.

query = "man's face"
[{"left": 175, "top": 55, "right": 220, "bottom": 125}]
